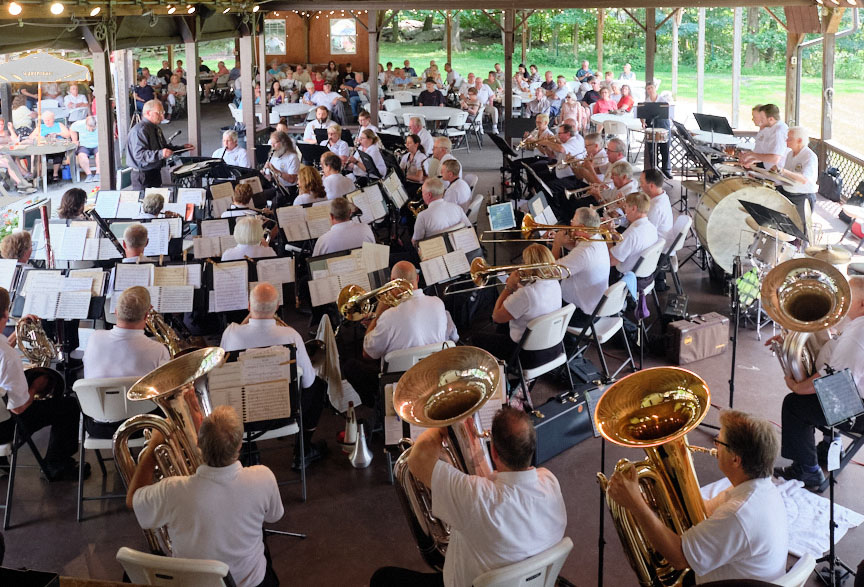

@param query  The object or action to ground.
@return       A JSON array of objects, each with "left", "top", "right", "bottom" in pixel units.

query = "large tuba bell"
[
  {"left": 113, "top": 347, "right": 226, "bottom": 554},
  {"left": 337, "top": 278, "right": 414, "bottom": 322},
  {"left": 596, "top": 367, "right": 715, "bottom": 587},
  {"left": 392, "top": 346, "right": 500, "bottom": 570},
  {"left": 761, "top": 258, "right": 850, "bottom": 382}
]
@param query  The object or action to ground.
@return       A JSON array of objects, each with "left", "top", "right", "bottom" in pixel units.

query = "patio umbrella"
[{"left": 0, "top": 52, "right": 91, "bottom": 141}]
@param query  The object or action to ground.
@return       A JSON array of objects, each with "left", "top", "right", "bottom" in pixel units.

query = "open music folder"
[
  {"left": 307, "top": 245, "right": 390, "bottom": 307},
  {"left": 208, "top": 345, "right": 296, "bottom": 423},
  {"left": 347, "top": 183, "right": 388, "bottom": 224}
]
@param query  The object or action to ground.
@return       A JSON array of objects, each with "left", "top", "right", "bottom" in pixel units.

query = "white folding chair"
[
  {"left": 467, "top": 194, "right": 485, "bottom": 226},
  {"left": 444, "top": 111, "right": 469, "bottom": 152},
  {"left": 393, "top": 90, "right": 414, "bottom": 105},
  {"left": 566, "top": 281, "right": 635, "bottom": 383},
  {"left": 377, "top": 110, "right": 401, "bottom": 135},
  {"left": 382, "top": 341, "right": 456, "bottom": 374},
  {"left": 472, "top": 537, "right": 574, "bottom": 587},
  {"left": 72, "top": 376, "right": 157, "bottom": 521},
  {"left": 773, "top": 553, "right": 816, "bottom": 587},
  {"left": 663, "top": 216, "right": 693, "bottom": 295},
  {"left": 511, "top": 95, "right": 522, "bottom": 118},
  {"left": 382, "top": 98, "right": 402, "bottom": 112},
  {"left": 227, "top": 102, "right": 243, "bottom": 125},
  {"left": 116, "top": 547, "right": 232, "bottom": 587},
  {"left": 632, "top": 238, "right": 667, "bottom": 368},
  {"left": 511, "top": 304, "right": 577, "bottom": 399}
]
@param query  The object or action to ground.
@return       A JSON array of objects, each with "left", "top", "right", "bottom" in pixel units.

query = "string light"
[
  {"left": 50, "top": 2, "right": 64, "bottom": 15},
  {"left": 252, "top": 5, "right": 260, "bottom": 12},
  {"left": 8, "top": 2, "right": 21, "bottom": 15},
  {"left": 90, "top": 6, "right": 100, "bottom": 16},
  {"left": 187, "top": 4, "right": 195, "bottom": 13},
  {"left": 223, "top": 5, "right": 231, "bottom": 13},
  {"left": 167, "top": 4, "right": 176, "bottom": 14}
]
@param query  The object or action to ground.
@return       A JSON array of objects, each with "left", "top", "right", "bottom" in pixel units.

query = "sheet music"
[
  {"left": 21, "top": 270, "right": 62, "bottom": 297},
  {"left": 162, "top": 203, "right": 188, "bottom": 218},
  {"left": 383, "top": 174, "right": 408, "bottom": 208},
  {"left": 239, "top": 176, "right": 263, "bottom": 194},
  {"left": 309, "top": 275, "right": 340, "bottom": 306},
  {"left": 240, "top": 346, "right": 293, "bottom": 385},
  {"left": 0, "top": 259, "right": 17, "bottom": 292},
  {"left": 57, "top": 225, "right": 87, "bottom": 261},
  {"left": 178, "top": 188, "right": 205, "bottom": 207},
  {"left": 537, "top": 207, "right": 557, "bottom": 225},
  {"left": 419, "top": 257, "right": 449, "bottom": 285},
  {"left": 248, "top": 281, "right": 284, "bottom": 306},
  {"left": 256, "top": 257, "right": 295, "bottom": 284},
  {"left": 114, "top": 263, "right": 154, "bottom": 291},
  {"left": 69, "top": 220, "right": 99, "bottom": 239},
  {"left": 143, "top": 222, "right": 170, "bottom": 256},
  {"left": 153, "top": 217, "right": 182, "bottom": 239},
  {"left": 219, "top": 235, "right": 237, "bottom": 253},
  {"left": 418, "top": 236, "right": 447, "bottom": 261},
  {"left": 531, "top": 197, "right": 545, "bottom": 218},
  {"left": 210, "top": 182, "right": 235, "bottom": 200},
  {"left": 449, "top": 227, "right": 480, "bottom": 254},
  {"left": 116, "top": 201, "right": 141, "bottom": 218},
  {"left": 120, "top": 190, "right": 140, "bottom": 203},
  {"left": 147, "top": 285, "right": 194, "bottom": 313},
  {"left": 210, "top": 196, "right": 232, "bottom": 218},
  {"left": 94, "top": 191, "right": 121, "bottom": 218},
  {"left": 186, "top": 264, "right": 202, "bottom": 288},
  {"left": 327, "top": 257, "right": 358, "bottom": 275},
  {"left": 361, "top": 242, "right": 390, "bottom": 272},
  {"left": 153, "top": 266, "right": 188, "bottom": 286},
  {"left": 442, "top": 250, "right": 471, "bottom": 277},
  {"left": 202, "top": 219, "right": 231, "bottom": 237},
  {"left": 306, "top": 204, "right": 331, "bottom": 239},
  {"left": 22, "top": 291, "right": 58, "bottom": 319},
  {"left": 212, "top": 261, "right": 248, "bottom": 312},
  {"left": 193, "top": 237, "right": 221, "bottom": 259},
  {"left": 68, "top": 269, "right": 106, "bottom": 296},
  {"left": 337, "top": 269, "right": 371, "bottom": 292},
  {"left": 277, "top": 207, "right": 311, "bottom": 241},
  {"left": 61, "top": 277, "right": 94, "bottom": 292},
  {"left": 476, "top": 364, "right": 507, "bottom": 432},
  {"left": 351, "top": 187, "right": 387, "bottom": 224},
  {"left": 243, "top": 381, "right": 292, "bottom": 422},
  {"left": 144, "top": 187, "right": 172, "bottom": 201},
  {"left": 55, "top": 290, "right": 92, "bottom": 319},
  {"left": 98, "top": 239, "right": 123, "bottom": 260},
  {"left": 383, "top": 383, "right": 404, "bottom": 445}
]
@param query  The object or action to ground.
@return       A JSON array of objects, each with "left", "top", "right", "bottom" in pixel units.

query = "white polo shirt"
[
  {"left": 353, "top": 144, "right": 386, "bottom": 179},
  {"left": 610, "top": 216, "right": 659, "bottom": 274},
  {"left": 647, "top": 191, "right": 674, "bottom": 244},
  {"left": 682, "top": 477, "right": 787, "bottom": 584},
  {"left": 415, "top": 128, "right": 434, "bottom": 155},
  {"left": 782, "top": 147, "right": 818, "bottom": 194},
  {"left": 303, "top": 119, "right": 336, "bottom": 143},
  {"left": 323, "top": 173, "right": 356, "bottom": 200},
  {"left": 502, "top": 278, "right": 563, "bottom": 343},
  {"left": 558, "top": 239, "right": 610, "bottom": 315},
  {"left": 363, "top": 289, "right": 458, "bottom": 360},
  {"left": 83, "top": 327, "right": 170, "bottom": 380},
  {"left": 133, "top": 462, "right": 284, "bottom": 587},
  {"left": 320, "top": 138, "right": 350, "bottom": 159},
  {"left": 753, "top": 121, "right": 788, "bottom": 159},
  {"left": 293, "top": 193, "right": 327, "bottom": 206},
  {"left": 432, "top": 461, "right": 567, "bottom": 587},
  {"left": 269, "top": 152, "right": 299, "bottom": 188},
  {"left": 0, "top": 336, "right": 30, "bottom": 412},
  {"left": 221, "top": 207, "right": 258, "bottom": 219},
  {"left": 413, "top": 199, "right": 472, "bottom": 242},
  {"left": 443, "top": 178, "right": 472, "bottom": 212},
  {"left": 556, "top": 135, "right": 587, "bottom": 179},
  {"left": 220, "top": 318, "right": 315, "bottom": 388},
  {"left": 221, "top": 244, "right": 276, "bottom": 261},
  {"left": 313, "top": 220, "right": 375, "bottom": 256},
  {"left": 820, "top": 315, "right": 864, "bottom": 391},
  {"left": 211, "top": 146, "right": 250, "bottom": 168}
]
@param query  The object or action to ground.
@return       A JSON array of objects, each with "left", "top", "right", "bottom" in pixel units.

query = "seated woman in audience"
[
  {"left": 472, "top": 244, "right": 564, "bottom": 369},
  {"left": 320, "top": 124, "right": 350, "bottom": 165},
  {"left": 9, "top": 95, "right": 35, "bottom": 139},
  {"left": 324, "top": 60, "right": 340, "bottom": 86},
  {"left": 311, "top": 71, "right": 326, "bottom": 92},
  {"left": 38, "top": 111, "right": 71, "bottom": 182},
  {"left": 513, "top": 72, "right": 530, "bottom": 93},
  {"left": 300, "top": 82, "right": 317, "bottom": 105},
  {"left": 0, "top": 231, "right": 32, "bottom": 266},
  {"left": 222, "top": 183, "right": 260, "bottom": 218},
  {"left": 293, "top": 166, "right": 328, "bottom": 205},
  {"left": 400, "top": 134, "right": 428, "bottom": 186},
  {"left": 459, "top": 87, "right": 481, "bottom": 120},
  {"left": 348, "top": 129, "right": 386, "bottom": 185},
  {"left": 609, "top": 82, "right": 622, "bottom": 104},
  {"left": 268, "top": 80, "right": 285, "bottom": 107},
  {"left": 617, "top": 84, "right": 635, "bottom": 113},
  {"left": 592, "top": 87, "right": 619, "bottom": 114},
  {"left": 165, "top": 75, "right": 186, "bottom": 119},
  {"left": 63, "top": 84, "right": 90, "bottom": 122},
  {"left": 221, "top": 216, "right": 276, "bottom": 261},
  {"left": 280, "top": 71, "right": 299, "bottom": 103},
  {"left": 559, "top": 92, "right": 583, "bottom": 124}
]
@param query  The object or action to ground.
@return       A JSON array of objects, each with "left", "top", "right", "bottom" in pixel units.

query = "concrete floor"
[{"left": 7, "top": 103, "right": 864, "bottom": 586}]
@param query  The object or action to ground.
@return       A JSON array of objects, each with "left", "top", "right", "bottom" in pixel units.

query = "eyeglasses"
[{"left": 712, "top": 435, "right": 730, "bottom": 450}]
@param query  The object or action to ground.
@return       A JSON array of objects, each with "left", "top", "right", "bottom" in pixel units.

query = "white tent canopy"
[{"left": 0, "top": 51, "right": 90, "bottom": 84}]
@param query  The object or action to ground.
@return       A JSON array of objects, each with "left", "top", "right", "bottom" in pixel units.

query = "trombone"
[
  {"left": 521, "top": 214, "right": 622, "bottom": 242},
  {"left": 443, "top": 257, "right": 571, "bottom": 295},
  {"left": 337, "top": 278, "right": 414, "bottom": 321},
  {"left": 407, "top": 200, "right": 426, "bottom": 217}
]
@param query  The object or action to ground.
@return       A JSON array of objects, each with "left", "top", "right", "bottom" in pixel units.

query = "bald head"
[
  {"left": 391, "top": 261, "right": 418, "bottom": 289},
  {"left": 250, "top": 282, "right": 279, "bottom": 317}
]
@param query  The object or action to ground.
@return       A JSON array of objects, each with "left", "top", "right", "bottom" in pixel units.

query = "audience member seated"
[
  {"left": 547, "top": 76, "right": 570, "bottom": 118},
  {"left": 473, "top": 77, "right": 499, "bottom": 134},
  {"left": 294, "top": 166, "right": 328, "bottom": 205},
  {"left": 617, "top": 84, "right": 634, "bottom": 113},
  {"left": 581, "top": 77, "right": 601, "bottom": 106},
  {"left": 222, "top": 217, "right": 276, "bottom": 261},
  {"left": 412, "top": 178, "right": 472, "bottom": 246},
  {"left": 201, "top": 61, "right": 230, "bottom": 102},
  {"left": 523, "top": 86, "right": 551, "bottom": 118},
  {"left": 618, "top": 63, "right": 636, "bottom": 82},
  {"left": 441, "top": 160, "right": 471, "bottom": 212},
  {"left": 63, "top": 84, "right": 89, "bottom": 122},
  {"left": 418, "top": 79, "right": 446, "bottom": 107},
  {"left": 38, "top": 110, "right": 71, "bottom": 182},
  {"left": 320, "top": 152, "right": 356, "bottom": 200},
  {"left": 133, "top": 76, "right": 155, "bottom": 114},
  {"left": 312, "top": 198, "right": 375, "bottom": 256},
  {"left": 268, "top": 80, "right": 285, "bottom": 107},
  {"left": 592, "top": 87, "right": 618, "bottom": 114},
  {"left": 312, "top": 82, "right": 347, "bottom": 124},
  {"left": 70, "top": 115, "right": 100, "bottom": 183},
  {"left": 212, "top": 129, "right": 250, "bottom": 168}
]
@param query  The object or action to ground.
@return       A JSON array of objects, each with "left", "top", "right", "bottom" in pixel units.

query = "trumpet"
[
  {"left": 337, "top": 278, "right": 414, "bottom": 321},
  {"left": 443, "top": 257, "right": 571, "bottom": 294},
  {"left": 550, "top": 153, "right": 593, "bottom": 172},
  {"left": 564, "top": 181, "right": 611, "bottom": 198},
  {"left": 517, "top": 135, "right": 559, "bottom": 150},
  {"left": 593, "top": 195, "right": 628, "bottom": 211}
]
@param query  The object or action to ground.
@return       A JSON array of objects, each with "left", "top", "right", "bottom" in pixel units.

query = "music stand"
[
  {"left": 739, "top": 200, "right": 806, "bottom": 242},
  {"left": 340, "top": 128, "right": 354, "bottom": 144},
  {"left": 694, "top": 113, "right": 735, "bottom": 136},
  {"left": 504, "top": 117, "right": 535, "bottom": 141},
  {"left": 357, "top": 150, "right": 382, "bottom": 180},
  {"left": 672, "top": 122, "right": 721, "bottom": 184},
  {"left": 813, "top": 368, "right": 864, "bottom": 586},
  {"left": 378, "top": 133, "right": 405, "bottom": 153},
  {"left": 296, "top": 143, "right": 329, "bottom": 167},
  {"left": 313, "top": 128, "right": 329, "bottom": 144}
]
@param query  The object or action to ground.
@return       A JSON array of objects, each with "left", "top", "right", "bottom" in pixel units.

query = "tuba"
[
  {"left": 113, "top": 347, "right": 226, "bottom": 554},
  {"left": 596, "top": 367, "right": 715, "bottom": 587},
  {"left": 392, "top": 346, "right": 500, "bottom": 570},
  {"left": 761, "top": 258, "right": 850, "bottom": 382},
  {"left": 337, "top": 278, "right": 414, "bottom": 322}
]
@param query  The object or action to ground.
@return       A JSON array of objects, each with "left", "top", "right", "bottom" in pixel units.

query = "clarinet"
[
  {"left": 85, "top": 209, "right": 126, "bottom": 256},
  {"left": 40, "top": 205, "right": 54, "bottom": 269}
]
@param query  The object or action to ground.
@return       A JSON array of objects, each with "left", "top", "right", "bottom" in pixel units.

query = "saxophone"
[{"left": 145, "top": 309, "right": 201, "bottom": 358}]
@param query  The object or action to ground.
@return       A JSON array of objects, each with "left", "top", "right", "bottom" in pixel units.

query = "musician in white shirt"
[
  {"left": 264, "top": 131, "right": 299, "bottom": 193},
  {"left": 532, "top": 123, "right": 587, "bottom": 200},
  {"left": 399, "top": 134, "right": 428, "bottom": 185},
  {"left": 221, "top": 217, "right": 276, "bottom": 261},
  {"left": 774, "top": 126, "right": 818, "bottom": 239},
  {"left": 221, "top": 183, "right": 260, "bottom": 219},
  {"left": 320, "top": 153, "right": 356, "bottom": 200},
  {"left": 302, "top": 106, "right": 337, "bottom": 143},
  {"left": 609, "top": 192, "right": 659, "bottom": 278},
  {"left": 312, "top": 198, "right": 375, "bottom": 256},
  {"left": 740, "top": 103, "right": 788, "bottom": 169},
  {"left": 441, "top": 160, "right": 471, "bottom": 212},
  {"left": 590, "top": 160, "right": 639, "bottom": 221},
  {"left": 553, "top": 207, "right": 611, "bottom": 328},
  {"left": 211, "top": 130, "right": 250, "bottom": 168},
  {"left": 320, "top": 123, "right": 350, "bottom": 164},
  {"left": 356, "top": 110, "right": 379, "bottom": 137},
  {"left": 122, "top": 223, "right": 152, "bottom": 263},
  {"left": 408, "top": 117, "right": 434, "bottom": 155},
  {"left": 423, "top": 136, "right": 461, "bottom": 182},
  {"left": 347, "top": 130, "right": 386, "bottom": 183},
  {"left": 640, "top": 169, "right": 673, "bottom": 244},
  {"left": 412, "top": 178, "right": 472, "bottom": 246},
  {"left": 293, "top": 166, "right": 329, "bottom": 206}
]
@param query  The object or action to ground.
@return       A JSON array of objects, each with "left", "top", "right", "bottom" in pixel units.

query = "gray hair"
[
  {"left": 433, "top": 136, "right": 452, "bottom": 152},
  {"left": 610, "top": 160, "right": 633, "bottom": 179},
  {"left": 198, "top": 405, "right": 243, "bottom": 467},
  {"left": 607, "top": 137, "right": 626, "bottom": 153},
  {"left": 720, "top": 410, "right": 779, "bottom": 479},
  {"left": 423, "top": 177, "right": 445, "bottom": 199},
  {"left": 123, "top": 223, "right": 149, "bottom": 250},
  {"left": 116, "top": 286, "right": 151, "bottom": 322},
  {"left": 584, "top": 132, "right": 603, "bottom": 146},
  {"left": 233, "top": 216, "right": 264, "bottom": 246},
  {"left": 141, "top": 193, "right": 164, "bottom": 216},
  {"left": 787, "top": 126, "right": 809, "bottom": 144},
  {"left": 222, "top": 129, "right": 239, "bottom": 143},
  {"left": 250, "top": 282, "right": 279, "bottom": 315},
  {"left": 141, "top": 100, "right": 163, "bottom": 116},
  {"left": 409, "top": 116, "right": 423, "bottom": 127},
  {"left": 574, "top": 207, "right": 601, "bottom": 228}
]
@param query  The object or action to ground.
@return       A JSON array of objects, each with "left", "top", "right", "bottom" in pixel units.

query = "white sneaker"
[
  {"left": 492, "top": 127, "right": 499, "bottom": 134},
  {"left": 161, "top": 119, "right": 170, "bottom": 124}
]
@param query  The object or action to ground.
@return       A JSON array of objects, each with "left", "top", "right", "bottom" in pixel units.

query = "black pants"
[
  {"left": 471, "top": 326, "right": 562, "bottom": 370},
  {"left": 0, "top": 395, "right": 80, "bottom": 465},
  {"left": 645, "top": 140, "right": 670, "bottom": 175},
  {"left": 131, "top": 167, "right": 163, "bottom": 190},
  {"left": 343, "top": 357, "right": 380, "bottom": 409},
  {"left": 781, "top": 392, "right": 830, "bottom": 468},
  {"left": 569, "top": 305, "right": 596, "bottom": 329},
  {"left": 370, "top": 567, "right": 443, "bottom": 587},
  {"left": 255, "top": 538, "right": 279, "bottom": 587}
]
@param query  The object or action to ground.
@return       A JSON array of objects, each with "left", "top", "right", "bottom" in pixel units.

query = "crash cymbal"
[{"left": 805, "top": 245, "right": 852, "bottom": 265}]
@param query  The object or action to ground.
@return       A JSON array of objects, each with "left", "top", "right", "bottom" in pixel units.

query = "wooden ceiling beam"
[{"left": 266, "top": 0, "right": 814, "bottom": 11}]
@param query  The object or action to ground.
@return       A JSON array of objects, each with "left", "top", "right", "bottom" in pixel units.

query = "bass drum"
[{"left": 694, "top": 177, "right": 802, "bottom": 275}]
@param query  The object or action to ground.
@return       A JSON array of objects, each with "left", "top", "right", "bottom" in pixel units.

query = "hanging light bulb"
[
  {"left": 8, "top": 2, "right": 21, "bottom": 15},
  {"left": 50, "top": 2, "right": 65, "bottom": 15},
  {"left": 167, "top": 4, "right": 176, "bottom": 13},
  {"left": 187, "top": 4, "right": 195, "bottom": 13},
  {"left": 90, "top": 6, "right": 101, "bottom": 16},
  {"left": 252, "top": 5, "right": 260, "bottom": 12},
  {"left": 222, "top": 5, "right": 230, "bottom": 13}
]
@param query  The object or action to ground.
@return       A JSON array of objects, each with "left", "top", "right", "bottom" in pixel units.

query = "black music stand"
[
  {"left": 739, "top": 200, "right": 806, "bottom": 242},
  {"left": 357, "top": 150, "right": 383, "bottom": 180},
  {"left": 813, "top": 368, "right": 864, "bottom": 586},
  {"left": 694, "top": 113, "right": 735, "bottom": 135},
  {"left": 489, "top": 132, "right": 520, "bottom": 197},
  {"left": 635, "top": 102, "right": 669, "bottom": 170},
  {"left": 378, "top": 132, "right": 405, "bottom": 153},
  {"left": 296, "top": 143, "right": 329, "bottom": 167},
  {"left": 672, "top": 121, "right": 721, "bottom": 185},
  {"left": 313, "top": 128, "right": 329, "bottom": 144}
]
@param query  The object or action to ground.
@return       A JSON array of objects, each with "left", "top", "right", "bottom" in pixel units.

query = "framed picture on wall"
[
  {"left": 330, "top": 18, "right": 357, "bottom": 55},
  {"left": 264, "top": 19, "right": 286, "bottom": 54}
]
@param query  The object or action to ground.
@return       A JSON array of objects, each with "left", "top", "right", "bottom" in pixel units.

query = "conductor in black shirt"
[
  {"left": 126, "top": 100, "right": 192, "bottom": 189},
  {"left": 417, "top": 79, "right": 446, "bottom": 107}
]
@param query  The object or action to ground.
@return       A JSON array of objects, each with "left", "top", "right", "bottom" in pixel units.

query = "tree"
[
  {"left": 391, "top": 10, "right": 400, "bottom": 43},
  {"left": 745, "top": 7, "right": 760, "bottom": 68},
  {"left": 422, "top": 14, "right": 434, "bottom": 31}
]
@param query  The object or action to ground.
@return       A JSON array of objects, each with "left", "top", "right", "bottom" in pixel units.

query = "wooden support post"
[
  {"left": 239, "top": 31, "right": 256, "bottom": 167},
  {"left": 821, "top": 31, "right": 835, "bottom": 144},
  {"left": 785, "top": 33, "right": 804, "bottom": 126},
  {"left": 258, "top": 20, "right": 270, "bottom": 132},
  {"left": 645, "top": 8, "right": 656, "bottom": 86},
  {"left": 369, "top": 10, "right": 379, "bottom": 126},
  {"left": 671, "top": 9, "right": 681, "bottom": 96},
  {"left": 596, "top": 9, "right": 604, "bottom": 74},
  {"left": 114, "top": 49, "right": 131, "bottom": 168},
  {"left": 180, "top": 18, "right": 201, "bottom": 159},
  {"left": 303, "top": 16, "right": 310, "bottom": 66},
  {"left": 732, "top": 7, "right": 742, "bottom": 128},
  {"left": 504, "top": 10, "right": 514, "bottom": 133},
  {"left": 697, "top": 8, "right": 705, "bottom": 113},
  {"left": 446, "top": 11, "right": 452, "bottom": 65},
  {"left": 521, "top": 11, "right": 527, "bottom": 64},
  {"left": 79, "top": 27, "right": 117, "bottom": 191}
]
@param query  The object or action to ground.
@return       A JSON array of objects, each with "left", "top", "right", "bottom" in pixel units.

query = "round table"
[
  {"left": 590, "top": 113, "right": 641, "bottom": 132},
  {"left": 391, "top": 106, "right": 462, "bottom": 123},
  {"left": 1, "top": 141, "right": 78, "bottom": 195},
  {"left": 385, "top": 86, "right": 423, "bottom": 99},
  {"left": 271, "top": 103, "right": 314, "bottom": 122},
  {"left": 691, "top": 130, "right": 741, "bottom": 146}
]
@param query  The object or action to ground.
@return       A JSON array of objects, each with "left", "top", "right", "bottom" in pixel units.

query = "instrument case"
[
  {"left": 666, "top": 312, "right": 729, "bottom": 365},
  {"left": 531, "top": 384, "right": 595, "bottom": 465}
]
